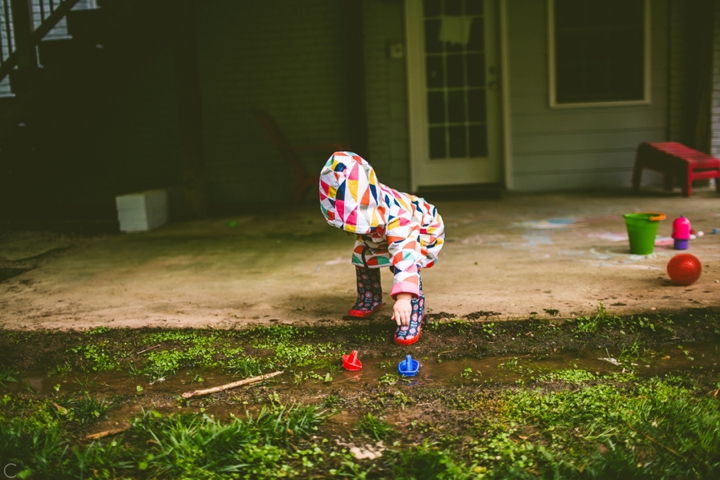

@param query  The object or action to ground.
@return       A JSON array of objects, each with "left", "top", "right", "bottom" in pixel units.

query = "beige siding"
[
  {"left": 668, "top": 0, "right": 715, "bottom": 152},
  {"left": 668, "top": 0, "right": 695, "bottom": 146},
  {"left": 506, "top": 0, "right": 669, "bottom": 191},
  {"left": 712, "top": 0, "right": 720, "bottom": 156}
]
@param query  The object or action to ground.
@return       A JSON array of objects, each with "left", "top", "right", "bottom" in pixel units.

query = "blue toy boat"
[{"left": 398, "top": 354, "right": 419, "bottom": 377}]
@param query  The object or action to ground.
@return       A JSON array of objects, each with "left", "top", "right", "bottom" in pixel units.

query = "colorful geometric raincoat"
[{"left": 319, "top": 152, "right": 445, "bottom": 299}]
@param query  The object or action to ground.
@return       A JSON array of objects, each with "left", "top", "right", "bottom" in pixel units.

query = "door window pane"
[
  {"left": 449, "top": 126, "right": 467, "bottom": 157},
  {"left": 467, "top": 18, "right": 484, "bottom": 51},
  {"left": 469, "top": 125, "right": 488, "bottom": 157},
  {"left": 427, "top": 91, "right": 446, "bottom": 124},
  {"left": 466, "top": 53, "right": 485, "bottom": 87},
  {"left": 465, "top": 0, "right": 483, "bottom": 15},
  {"left": 429, "top": 127, "right": 447, "bottom": 159},
  {"left": 446, "top": 55, "right": 465, "bottom": 87},
  {"left": 447, "top": 90, "right": 466, "bottom": 122},
  {"left": 426, "top": 56, "right": 444, "bottom": 88},
  {"left": 424, "top": 0, "right": 488, "bottom": 159},
  {"left": 467, "top": 89, "right": 486, "bottom": 122},
  {"left": 425, "top": 19, "right": 443, "bottom": 53},
  {"left": 444, "top": 0, "right": 462, "bottom": 15},
  {"left": 424, "top": 0, "right": 442, "bottom": 17}
]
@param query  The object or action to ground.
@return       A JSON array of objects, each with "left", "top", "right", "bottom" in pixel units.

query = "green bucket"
[{"left": 623, "top": 212, "right": 666, "bottom": 255}]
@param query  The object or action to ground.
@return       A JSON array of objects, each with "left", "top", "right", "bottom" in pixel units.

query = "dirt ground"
[
  {"left": 1, "top": 310, "right": 719, "bottom": 478},
  {"left": 1, "top": 189, "right": 720, "bottom": 331},
  {"left": 2, "top": 309, "right": 719, "bottom": 437}
]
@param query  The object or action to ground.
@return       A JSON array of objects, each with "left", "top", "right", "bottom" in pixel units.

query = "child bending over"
[{"left": 319, "top": 152, "right": 445, "bottom": 345}]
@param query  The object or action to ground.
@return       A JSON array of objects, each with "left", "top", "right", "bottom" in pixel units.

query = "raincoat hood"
[{"left": 319, "top": 152, "right": 386, "bottom": 235}]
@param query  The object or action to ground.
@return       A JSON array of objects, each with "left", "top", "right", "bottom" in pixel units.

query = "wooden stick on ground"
[
  {"left": 181, "top": 371, "right": 283, "bottom": 399},
  {"left": 136, "top": 344, "right": 162, "bottom": 355},
  {"left": 84, "top": 425, "right": 130, "bottom": 441}
]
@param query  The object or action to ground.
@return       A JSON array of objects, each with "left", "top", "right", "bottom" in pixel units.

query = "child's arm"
[
  {"left": 386, "top": 215, "right": 423, "bottom": 299},
  {"left": 385, "top": 209, "right": 423, "bottom": 328},
  {"left": 391, "top": 293, "right": 413, "bottom": 326}
]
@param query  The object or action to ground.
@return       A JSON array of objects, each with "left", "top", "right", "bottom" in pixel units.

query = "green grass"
[
  {"left": 482, "top": 322, "right": 496, "bottom": 338},
  {"left": 2, "top": 319, "right": 720, "bottom": 478},
  {"left": 466, "top": 373, "right": 720, "bottom": 479},
  {"left": 356, "top": 412, "right": 395, "bottom": 441},
  {"left": 68, "top": 342, "right": 122, "bottom": 372},
  {"left": 252, "top": 325, "right": 340, "bottom": 369},
  {"left": 63, "top": 326, "right": 344, "bottom": 383},
  {"left": 133, "top": 326, "right": 343, "bottom": 380},
  {"left": 0, "top": 367, "right": 18, "bottom": 387},
  {"left": 1, "top": 411, "right": 73, "bottom": 479},
  {"left": 388, "top": 441, "right": 476, "bottom": 479},
  {"left": 84, "top": 326, "right": 110, "bottom": 336},
  {"left": 0, "top": 396, "right": 328, "bottom": 479},
  {"left": 378, "top": 373, "right": 399, "bottom": 386},
  {"left": 1, "top": 370, "right": 720, "bottom": 479},
  {"left": 537, "top": 368, "right": 597, "bottom": 384},
  {"left": 51, "top": 393, "right": 114, "bottom": 426},
  {"left": 142, "top": 349, "right": 190, "bottom": 382},
  {"left": 428, "top": 317, "right": 471, "bottom": 334},
  {"left": 47, "top": 361, "right": 72, "bottom": 377},
  {"left": 226, "top": 355, "right": 264, "bottom": 377},
  {"left": 321, "top": 394, "right": 345, "bottom": 409},
  {"left": 573, "top": 304, "right": 679, "bottom": 338},
  {"left": 133, "top": 404, "right": 325, "bottom": 478}
]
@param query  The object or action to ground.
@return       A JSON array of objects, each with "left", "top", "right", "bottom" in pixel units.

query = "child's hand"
[{"left": 392, "top": 294, "right": 413, "bottom": 326}]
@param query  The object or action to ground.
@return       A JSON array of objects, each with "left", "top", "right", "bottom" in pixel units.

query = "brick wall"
[
  {"left": 89, "top": 42, "right": 182, "bottom": 199},
  {"left": 196, "top": 0, "right": 355, "bottom": 206},
  {"left": 6, "top": 1, "right": 414, "bottom": 213},
  {"left": 361, "top": 0, "right": 411, "bottom": 193}
]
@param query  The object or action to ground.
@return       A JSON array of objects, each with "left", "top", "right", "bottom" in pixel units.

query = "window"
[
  {"left": 423, "top": 0, "right": 488, "bottom": 158},
  {"left": 548, "top": 0, "right": 650, "bottom": 107}
]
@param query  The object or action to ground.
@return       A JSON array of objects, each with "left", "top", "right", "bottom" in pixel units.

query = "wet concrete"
[{"left": 1, "top": 189, "right": 720, "bottom": 330}]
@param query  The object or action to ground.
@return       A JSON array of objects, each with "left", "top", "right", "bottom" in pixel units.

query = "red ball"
[{"left": 667, "top": 254, "right": 702, "bottom": 285}]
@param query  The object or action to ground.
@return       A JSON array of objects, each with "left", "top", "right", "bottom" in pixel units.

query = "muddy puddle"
[
  {"left": 12, "top": 343, "right": 720, "bottom": 403},
  {"left": 2, "top": 342, "right": 720, "bottom": 456}
]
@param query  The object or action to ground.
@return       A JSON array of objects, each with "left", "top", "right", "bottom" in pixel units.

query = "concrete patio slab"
[{"left": 1, "top": 190, "right": 719, "bottom": 331}]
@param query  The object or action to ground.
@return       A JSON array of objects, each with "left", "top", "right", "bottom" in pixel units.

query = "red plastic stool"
[{"left": 631, "top": 142, "right": 720, "bottom": 197}]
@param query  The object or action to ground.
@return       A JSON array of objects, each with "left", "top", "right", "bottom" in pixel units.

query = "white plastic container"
[{"left": 115, "top": 189, "right": 168, "bottom": 233}]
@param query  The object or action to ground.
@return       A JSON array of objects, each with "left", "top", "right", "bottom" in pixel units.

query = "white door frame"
[
  {"left": 405, "top": 0, "right": 513, "bottom": 191},
  {"left": 499, "top": 0, "right": 513, "bottom": 190}
]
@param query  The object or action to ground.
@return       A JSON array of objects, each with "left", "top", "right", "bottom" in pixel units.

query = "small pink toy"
[
  {"left": 672, "top": 216, "right": 691, "bottom": 250},
  {"left": 342, "top": 350, "right": 362, "bottom": 371}
]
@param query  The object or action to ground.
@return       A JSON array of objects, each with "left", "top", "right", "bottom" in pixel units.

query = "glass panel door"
[
  {"left": 406, "top": 0, "right": 501, "bottom": 189},
  {"left": 424, "top": 0, "right": 488, "bottom": 159}
]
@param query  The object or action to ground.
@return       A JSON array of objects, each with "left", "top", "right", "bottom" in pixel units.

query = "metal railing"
[{"left": 0, "top": 0, "right": 82, "bottom": 84}]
